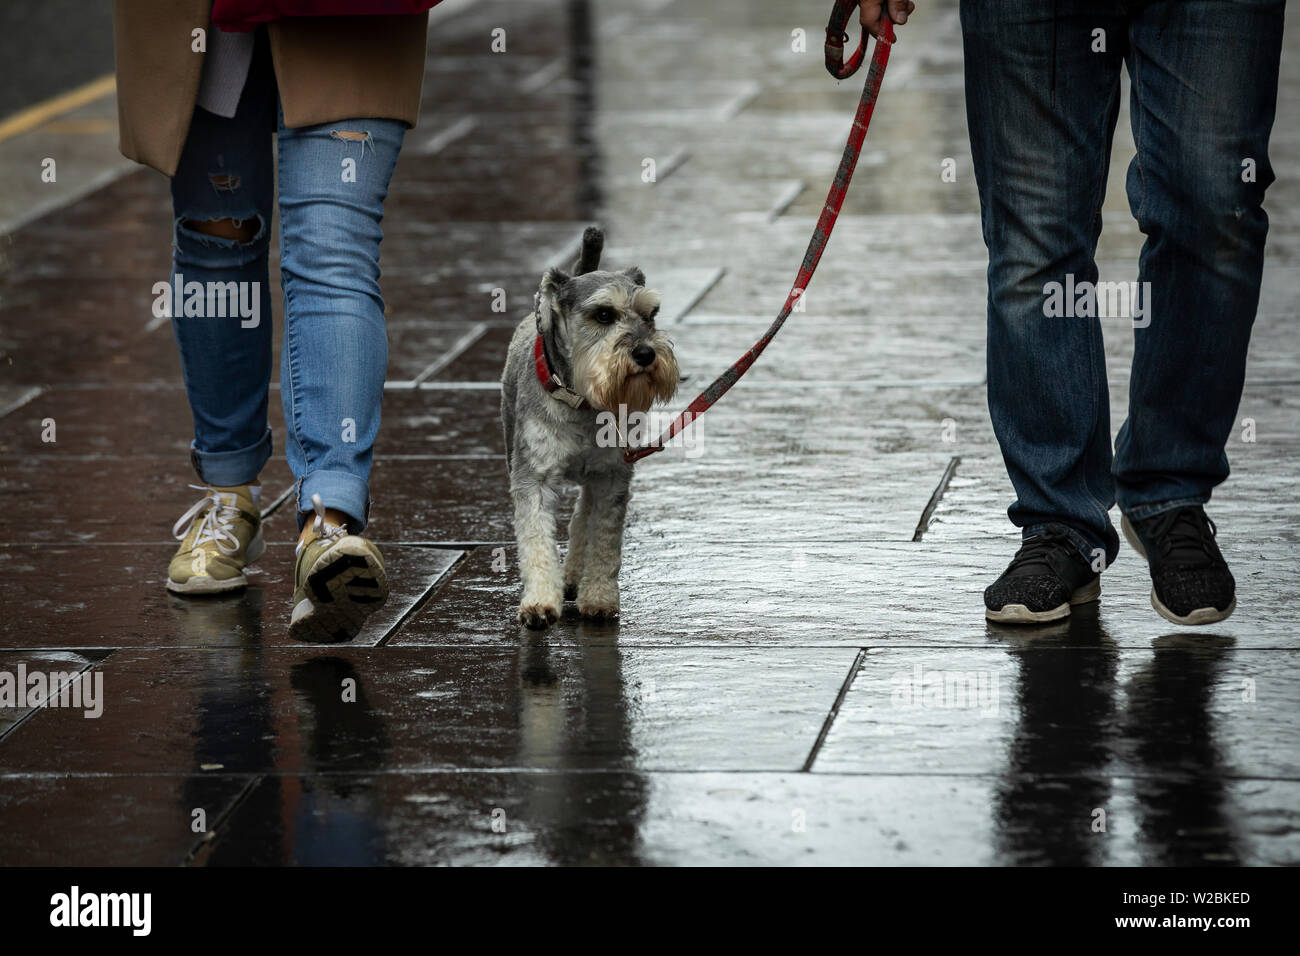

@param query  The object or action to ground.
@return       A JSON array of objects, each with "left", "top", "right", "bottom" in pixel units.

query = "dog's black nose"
[{"left": 632, "top": 344, "right": 656, "bottom": 367}]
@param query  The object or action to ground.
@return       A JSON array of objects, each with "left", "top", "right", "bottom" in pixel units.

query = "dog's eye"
[
  {"left": 646, "top": 306, "right": 659, "bottom": 323},
  {"left": 593, "top": 307, "right": 617, "bottom": 325}
]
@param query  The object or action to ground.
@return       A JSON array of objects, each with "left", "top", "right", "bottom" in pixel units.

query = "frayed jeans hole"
[
  {"left": 207, "top": 172, "right": 241, "bottom": 192},
  {"left": 330, "top": 129, "right": 374, "bottom": 155},
  {"left": 180, "top": 216, "right": 262, "bottom": 245}
]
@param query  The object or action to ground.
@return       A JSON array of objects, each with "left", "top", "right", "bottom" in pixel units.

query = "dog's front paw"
[
  {"left": 518, "top": 598, "right": 560, "bottom": 629},
  {"left": 578, "top": 602, "right": 619, "bottom": 621},
  {"left": 576, "top": 583, "right": 619, "bottom": 620}
]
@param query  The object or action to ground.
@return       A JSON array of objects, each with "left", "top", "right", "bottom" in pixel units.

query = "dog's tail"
[{"left": 573, "top": 226, "right": 604, "bottom": 275}]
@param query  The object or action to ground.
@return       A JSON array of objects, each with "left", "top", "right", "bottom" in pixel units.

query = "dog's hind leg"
[
  {"left": 563, "top": 487, "right": 592, "bottom": 601},
  {"left": 576, "top": 472, "right": 630, "bottom": 620},
  {"left": 513, "top": 478, "right": 564, "bottom": 628}
]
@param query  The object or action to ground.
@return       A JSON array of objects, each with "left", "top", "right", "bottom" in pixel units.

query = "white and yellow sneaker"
[
  {"left": 167, "top": 484, "right": 264, "bottom": 594},
  {"left": 289, "top": 494, "right": 389, "bottom": 642}
]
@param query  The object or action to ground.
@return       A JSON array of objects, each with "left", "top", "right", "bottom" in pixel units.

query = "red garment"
[{"left": 211, "top": 0, "right": 442, "bottom": 32}]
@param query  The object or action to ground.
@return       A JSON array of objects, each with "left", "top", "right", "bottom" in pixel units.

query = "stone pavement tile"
[
  {"left": 816, "top": 647, "right": 1294, "bottom": 863},
  {"left": 686, "top": 110, "right": 975, "bottom": 220},
  {"left": 0, "top": 650, "right": 110, "bottom": 735},
  {"left": 1245, "top": 313, "right": 1300, "bottom": 384},
  {"left": 398, "top": 539, "right": 1300, "bottom": 649},
  {"left": 0, "top": 398, "right": 501, "bottom": 545},
  {"left": 1095, "top": 306, "right": 1297, "bottom": 389},
  {"left": 384, "top": 320, "right": 501, "bottom": 384},
  {"left": 1232, "top": 384, "right": 1300, "bottom": 440},
  {"left": 381, "top": 275, "right": 539, "bottom": 326},
  {"left": 9, "top": 163, "right": 169, "bottom": 235},
  {"left": 390, "top": 151, "right": 598, "bottom": 223},
  {"left": 0, "top": 543, "right": 460, "bottom": 650},
  {"left": 685, "top": 215, "right": 989, "bottom": 319},
  {"left": 631, "top": 773, "right": 1299, "bottom": 867},
  {"left": 645, "top": 378, "right": 995, "bottom": 456},
  {"left": 375, "top": 387, "right": 502, "bottom": 458},
  {"left": 0, "top": 384, "right": 284, "bottom": 460},
  {"left": 0, "top": 774, "right": 253, "bottom": 867},
  {"left": 0, "top": 646, "right": 856, "bottom": 774},
  {"left": 365, "top": 457, "right": 510, "bottom": 543},
  {"left": 928, "top": 446, "right": 1300, "bottom": 545},
  {"left": 400, "top": 112, "right": 583, "bottom": 159},
  {"left": 622, "top": 447, "right": 951, "bottom": 542},
  {"left": 598, "top": 176, "right": 809, "bottom": 236},
  {"left": 814, "top": 643, "right": 1300, "bottom": 782},
  {"left": 0, "top": 385, "right": 41, "bottom": 418},
  {"left": 35, "top": 770, "right": 1283, "bottom": 866},
  {"left": 0, "top": 382, "right": 502, "bottom": 462},
  {"left": 0, "top": 458, "right": 297, "bottom": 543},
  {"left": 378, "top": 221, "right": 589, "bottom": 281},
  {"left": 670, "top": 313, "right": 984, "bottom": 386},
  {"left": 0, "top": 274, "right": 182, "bottom": 386},
  {"left": 2, "top": 210, "right": 171, "bottom": 282},
  {"left": 593, "top": 77, "right": 764, "bottom": 120}
]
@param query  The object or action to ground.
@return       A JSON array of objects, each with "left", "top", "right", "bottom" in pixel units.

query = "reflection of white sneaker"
[
  {"left": 289, "top": 494, "right": 389, "bottom": 643},
  {"left": 167, "top": 484, "right": 264, "bottom": 594}
]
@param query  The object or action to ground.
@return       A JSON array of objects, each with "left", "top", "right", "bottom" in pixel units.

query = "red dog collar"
[{"left": 533, "top": 333, "right": 589, "bottom": 410}]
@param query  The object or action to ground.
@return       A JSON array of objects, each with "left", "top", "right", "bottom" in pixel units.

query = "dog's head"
[{"left": 535, "top": 227, "right": 679, "bottom": 414}]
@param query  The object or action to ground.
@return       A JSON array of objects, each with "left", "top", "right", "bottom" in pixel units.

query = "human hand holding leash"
[{"left": 857, "top": 0, "right": 914, "bottom": 40}]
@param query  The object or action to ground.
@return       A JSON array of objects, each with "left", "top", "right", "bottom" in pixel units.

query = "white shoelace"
[
  {"left": 173, "top": 484, "right": 242, "bottom": 556},
  {"left": 312, "top": 493, "right": 346, "bottom": 539},
  {"left": 297, "top": 493, "right": 346, "bottom": 557}
]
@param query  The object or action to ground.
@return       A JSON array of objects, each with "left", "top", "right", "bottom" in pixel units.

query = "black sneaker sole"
[
  {"left": 985, "top": 577, "right": 1101, "bottom": 624},
  {"left": 1121, "top": 514, "right": 1235, "bottom": 626},
  {"left": 289, "top": 541, "right": 389, "bottom": 643}
]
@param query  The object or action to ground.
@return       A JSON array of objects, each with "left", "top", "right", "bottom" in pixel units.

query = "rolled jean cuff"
[
  {"left": 297, "top": 470, "right": 372, "bottom": 532},
  {"left": 191, "top": 428, "right": 272, "bottom": 487},
  {"left": 1121, "top": 496, "right": 1209, "bottom": 522}
]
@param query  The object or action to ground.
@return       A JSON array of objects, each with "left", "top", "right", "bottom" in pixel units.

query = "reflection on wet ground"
[{"left": 0, "top": 0, "right": 1297, "bottom": 864}]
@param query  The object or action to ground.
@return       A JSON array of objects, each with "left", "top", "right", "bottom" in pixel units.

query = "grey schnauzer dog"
[{"left": 501, "top": 227, "right": 680, "bottom": 628}]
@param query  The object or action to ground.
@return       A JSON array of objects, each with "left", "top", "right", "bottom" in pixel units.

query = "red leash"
[{"left": 623, "top": 2, "right": 894, "bottom": 464}]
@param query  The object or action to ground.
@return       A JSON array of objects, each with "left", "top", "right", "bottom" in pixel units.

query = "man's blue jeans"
[
  {"left": 169, "top": 34, "right": 405, "bottom": 530},
  {"left": 962, "top": 0, "right": 1283, "bottom": 565}
]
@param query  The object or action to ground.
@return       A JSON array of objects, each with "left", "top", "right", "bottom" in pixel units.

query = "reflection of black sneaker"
[
  {"left": 1122, "top": 507, "right": 1235, "bottom": 626},
  {"left": 985, "top": 525, "right": 1101, "bottom": 624}
]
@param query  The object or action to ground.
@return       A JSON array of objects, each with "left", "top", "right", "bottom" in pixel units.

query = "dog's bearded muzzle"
[{"left": 574, "top": 333, "right": 680, "bottom": 414}]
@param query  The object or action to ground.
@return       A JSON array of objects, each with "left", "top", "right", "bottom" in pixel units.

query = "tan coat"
[{"left": 112, "top": 0, "right": 428, "bottom": 176}]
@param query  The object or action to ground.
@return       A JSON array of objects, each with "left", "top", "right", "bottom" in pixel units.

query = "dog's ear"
[
  {"left": 535, "top": 266, "right": 571, "bottom": 333},
  {"left": 622, "top": 266, "right": 646, "bottom": 287},
  {"left": 573, "top": 226, "right": 604, "bottom": 275},
  {"left": 535, "top": 267, "right": 572, "bottom": 377}
]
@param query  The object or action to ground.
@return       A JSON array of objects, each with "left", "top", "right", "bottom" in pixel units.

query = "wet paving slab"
[
  {"left": 669, "top": 313, "right": 985, "bottom": 387},
  {"left": 0, "top": 458, "right": 297, "bottom": 543},
  {"left": 0, "top": 650, "right": 111, "bottom": 735},
  {"left": 0, "top": 774, "right": 255, "bottom": 867},
  {"left": 1, "top": 0, "right": 1297, "bottom": 866},
  {"left": 815, "top": 640, "right": 1300, "bottom": 780},
  {"left": 931, "top": 446, "right": 1300, "bottom": 547},
  {"left": 0, "top": 645, "right": 855, "bottom": 774},
  {"left": 0, "top": 381, "right": 505, "bottom": 462},
  {"left": 191, "top": 772, "right": 1295, "bottom": 866},
  {"left": 0, "top": 544, "right": 461, "bottom": 649},
  {"left": 391, "top": 539, "right": 1300, "bottom": 650},
  {"left": 1, "top": 770, "right": 1292, "bottom": 866}
]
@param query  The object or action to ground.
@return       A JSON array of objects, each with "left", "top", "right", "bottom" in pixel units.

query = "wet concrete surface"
[{"left": 0, "top": 0, "right": 1297, "bottom": 865}]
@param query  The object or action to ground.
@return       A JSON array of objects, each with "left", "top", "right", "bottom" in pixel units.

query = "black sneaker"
[
  {"left": 1122, "top": 506, "right": 1235, "bottom": 626},
  {"left": 985, "top": 525, "right": 1102, "bottom": 624}
]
